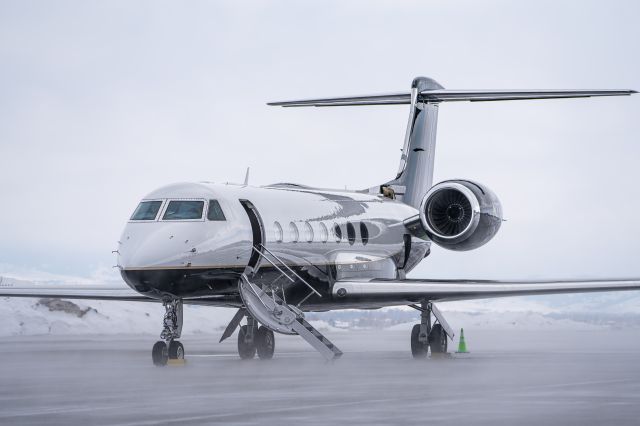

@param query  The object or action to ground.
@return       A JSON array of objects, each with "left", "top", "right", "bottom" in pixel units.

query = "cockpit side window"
[
  {"left": 207, "top": 200, "right": 226, "bottom": 221},
  {"left": 162, "top": 200, "right": 204, "bottom": 220},
  {"left": 131, "top": 201, "right": 163, "bottom": 221}
]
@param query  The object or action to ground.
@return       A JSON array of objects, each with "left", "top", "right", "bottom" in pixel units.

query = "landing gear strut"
[
  {"left": 152, "top": 299, "right": 184, "bottom": 366},
  {"left": 410, "top": 300, "right": 449, "bottom": 359},
  {"left": 236, "top": 315, "right": 276, "bottom": 360}
]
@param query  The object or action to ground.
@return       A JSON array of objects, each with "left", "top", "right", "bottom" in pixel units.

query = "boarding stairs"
[{"left": 238, "top": 244, "right": 343, "bottom": 360}]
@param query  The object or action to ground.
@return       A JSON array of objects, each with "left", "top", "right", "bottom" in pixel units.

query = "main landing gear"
[
  {"left": 152, "top": 299, "right": 184, "bottom": 366},
  {"left": 410, "top": 301, "right": 449, "bottom": 359},
  {"left": 237, "top": 315, "right": 275, "bottom": 360}
]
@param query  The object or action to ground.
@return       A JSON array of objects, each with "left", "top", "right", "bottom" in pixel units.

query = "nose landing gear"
[
  {"left": 152, "top": 299, "right": 184, "bottom": 366},
  {"left": 152, "top": 341, "right": 169, "bottom": 366}
]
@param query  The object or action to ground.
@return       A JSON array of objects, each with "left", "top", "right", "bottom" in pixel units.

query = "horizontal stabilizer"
[{"left": 269, "top": 89, "right": 636, "bottom": 107}]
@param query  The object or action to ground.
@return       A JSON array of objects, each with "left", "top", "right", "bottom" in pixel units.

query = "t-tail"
[{"left": 269, "top": 77, "right": 635, "bottom": 209}]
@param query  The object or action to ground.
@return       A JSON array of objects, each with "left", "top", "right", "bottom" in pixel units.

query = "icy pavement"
[{"left": 0, "top": 329, "right": 639, "bottom": 425}]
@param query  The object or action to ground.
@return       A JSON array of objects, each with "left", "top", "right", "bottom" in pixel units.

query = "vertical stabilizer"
[
  {"left": 268, "top": 78, "right": 634, "bottom": 209},
  {"left": 384, "top": 77, "right": 442, "bottom": 208}
]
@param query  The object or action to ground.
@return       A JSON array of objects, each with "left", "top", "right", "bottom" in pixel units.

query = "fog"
[
  {"left": 1, "top": 330, "right": 639, "bottom": 424},
  {"left": 0, "top": 1, "right": 639, "bottom": 283}
]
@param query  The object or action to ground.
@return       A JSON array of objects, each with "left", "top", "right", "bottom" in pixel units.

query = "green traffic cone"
[{"left": 456, "top": 328, "right": 469, "bottom": 353}]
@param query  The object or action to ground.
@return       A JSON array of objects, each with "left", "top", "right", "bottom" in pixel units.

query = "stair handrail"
[
  {"left": 251, "top": 246, "right": 295, "bottom": 284},
  {"left": 258, "top": 244, "right": 322, "bottom": 298}
]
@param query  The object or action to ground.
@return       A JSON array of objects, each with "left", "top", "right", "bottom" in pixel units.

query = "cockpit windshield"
[
  {"left": 207, "top": 200, "right": 226, "bottom": 221},
  {"left": 162, "top": 200, "right": 204, "bottom": 220},
  {"left": 130, "top": 201, "right": 162, "bottom": 221}
]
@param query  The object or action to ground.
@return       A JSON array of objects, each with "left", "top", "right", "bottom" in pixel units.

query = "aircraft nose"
[
  {"left": 118, "top": 221, "right": 212, "bottom": 269},
  {"left": 118, "top": 227, "right": 176, "bottom": 268}
]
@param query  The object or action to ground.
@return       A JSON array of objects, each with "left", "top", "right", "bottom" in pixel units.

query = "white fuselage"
[{"left": 117, "top": 182, "right": 428, "bottom": 305}]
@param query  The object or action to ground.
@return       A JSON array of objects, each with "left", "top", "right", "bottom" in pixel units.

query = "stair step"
[{"left": 292, "top": 318, "right": 341, "bottom": 360}]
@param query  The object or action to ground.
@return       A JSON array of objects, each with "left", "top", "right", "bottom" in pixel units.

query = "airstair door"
[{"left": 239, "top": 199, "right": 264, "bottom": 270}]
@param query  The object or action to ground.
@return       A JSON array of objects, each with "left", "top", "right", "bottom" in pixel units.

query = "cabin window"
[
  {"left": 333, "top": 223, "right": 342, "bottom": 242},
  {"left": 131, "top": 200, "right": 162, "bottom": 221},
  {"left": 304, "top": 222, "right": 314, "bottom": 243},
  {"left": 360, "top": 222, "right": 369, "bottom": 245},
  {"left": 162, "top": 200, "right": 204, "bottom": 220},
  {"left": 207, "top": 200, "right": 226, "bottom": 221},
  {"left": 319, "top": 222, "right": 328, "bottom": 243},
  {"left": 346, "top": 222, "right": 356, "bottom": 245},
  {"left": 289, "top": 222, "right": 299, "bottom": 243},
  {"left": 274, "top": 221, "right": 283, "bottom": 242}
]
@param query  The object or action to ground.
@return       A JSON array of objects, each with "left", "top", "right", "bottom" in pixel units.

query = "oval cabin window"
[
  {"left": 304, "top": 222, "right": 314, "bottom": 243},
  {"left": 360, "top": 222, "right": 369, "bottom": 245},
  {"left": 333, "top": 223, "right": 342, "bottom": 243},
  {"left": 346, "top": 222, "right": 356, "bottom": 245},
  {"left": 319, "top": 222, "right": 328, "bottom": 243},
  {"left": 289, "top": 222, "right": 299, "bottom": 243},
  {"left": 274, "top": 221, "right": 283, "bottom": 242}
]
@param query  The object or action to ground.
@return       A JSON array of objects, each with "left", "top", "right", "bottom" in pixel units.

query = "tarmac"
[{"left": 0, "top": 328, "right": 639, "bottom": 425}]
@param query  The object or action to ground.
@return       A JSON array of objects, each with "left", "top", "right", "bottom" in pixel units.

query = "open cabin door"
[
  {"left": 236, "top": 200, "right": 343, "bottom": 360},
  {"left": 239, "top": 200, "right": 265, "bottom": 270}
]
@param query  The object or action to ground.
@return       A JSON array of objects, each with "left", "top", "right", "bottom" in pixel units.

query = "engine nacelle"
[{"left": 419, "top": 180, "right": 503, "bottom": 251}]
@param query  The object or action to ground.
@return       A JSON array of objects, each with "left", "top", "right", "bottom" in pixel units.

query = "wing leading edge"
[
  {"left": 0, "top": 276, "right": 153, "bottom": 302},
  {"left": 0, "top": 276, "right": 242, "bottom": 306},
  {"left": 332, "top": 278, "right": 640, "bottom": 307}
]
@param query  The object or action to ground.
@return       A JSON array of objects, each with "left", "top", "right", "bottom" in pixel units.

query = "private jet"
[{"left": 2, "top": 77, "right": 638, "bottom": 365}]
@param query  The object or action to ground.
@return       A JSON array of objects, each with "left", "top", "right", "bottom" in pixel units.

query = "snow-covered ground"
[
  {"left": 1, "top": 265, "right": 640, "bottom": 336},
  {"left": 0, "top": 297, "right": 237, "bottom": 337},
  {"left": 0, "top": 265, "right": 236, "bottom": 337}
]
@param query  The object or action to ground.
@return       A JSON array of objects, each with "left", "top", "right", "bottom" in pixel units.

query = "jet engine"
[{"left": 419, "top": 180, "right": 503, "bottom": 251}]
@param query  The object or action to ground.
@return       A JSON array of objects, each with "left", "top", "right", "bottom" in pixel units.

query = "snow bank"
[{"left": 1, "top": 266, "right": 639, "bottom": 336}]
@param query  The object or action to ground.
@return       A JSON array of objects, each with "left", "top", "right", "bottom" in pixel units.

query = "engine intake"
[{"left": 419, "top": 180, "right": 502, "bottom": 251}]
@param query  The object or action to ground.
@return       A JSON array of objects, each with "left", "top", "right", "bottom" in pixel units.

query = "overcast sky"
[{"left": 1, "top": 0, "right": 639, "bottom": 280}]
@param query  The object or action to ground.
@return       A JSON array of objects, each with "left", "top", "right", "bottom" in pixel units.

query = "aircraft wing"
[
  {"left": 0, "top": 276, "right": 242, "bottom": 307},
  {"left": 0, "top": 276, "right": 154, "bottom": 302},
  {"left": 332, "top": 278, "right": 640, "bottom": 307},
  {"left": 268, "top": 89, "right": 636, "bottom": 107}
]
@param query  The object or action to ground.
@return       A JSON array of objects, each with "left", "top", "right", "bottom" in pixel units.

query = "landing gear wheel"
[
  {"left": 256, "top": 326, "right": 275, "bottom": 360},
  {"left": 429, "top": 324, "right": 448, "bottom": 355},
  {"left": 168, "top": 340, "right": 184, "bottom": 360},
  {"left": 237, "top": 325, "right": 256, "bottom": 360},
  {"left": 411, "top": 324, "right": 428, "bottom": 359},
  {"left": 152, "top": 341, "right": 168, "bottom": 366}
]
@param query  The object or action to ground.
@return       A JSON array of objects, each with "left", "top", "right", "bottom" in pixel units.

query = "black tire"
[
  {"left": 256, "top": 326, "right": 275, "bottom": 360},
  {"left": 237, "top": 325, "right": 256, "bottom": 360},
  {"left": 411, "top": 324, "right": 428, "bottom": 359},
  {"left": 152, "top": 341, "right": 168, "bottom": 366},
  {"left": 168, "top": 340, "right": 184, "bottom": 360},
  {"left": 429, "top": 324, "right": 448, "bottom": 354}
]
